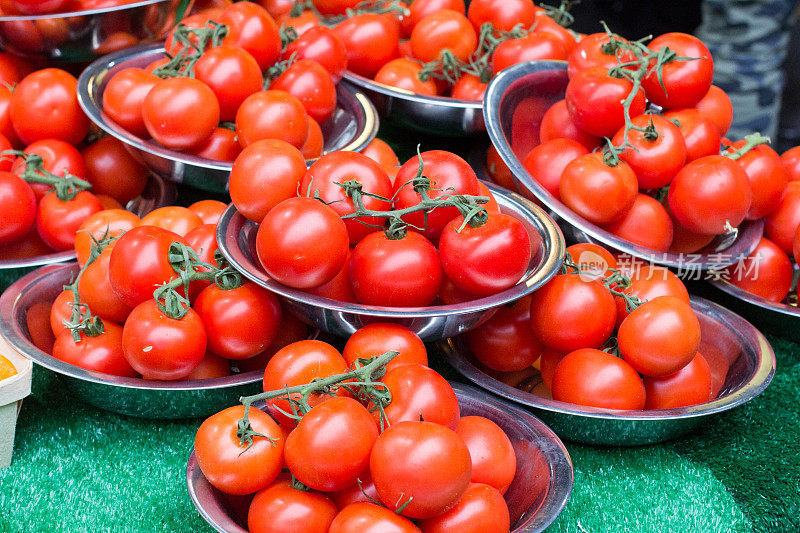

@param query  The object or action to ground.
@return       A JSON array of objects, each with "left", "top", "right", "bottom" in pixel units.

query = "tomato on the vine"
[
  {"left": 271, "top": 59, "right": 338, "bottom": 124},
  {"left": 36, "top": 190, "right": 103, "bottom": 251},
  {"left": 283, "top": 25, "right": 348, "bottom": 82},
  {"left": 140, "top": 206, "right": 203, "bottom": 237},
  {"left": 410, "top": 9, "right": 477, "bottom": 64},
  {"left": 611, "top": 114, "right": 687, "bottom": 189},
  {"left": 220, "top": 1, "right": 282, "bottom": 70},
  {"left": 539, "top": 99, "right": 601, "bottom": 151},
  {"left": 491, "top": 32, "right": 568, "bottom": 73},
  {"left": 342, "top": 323, "right": 427, "bottom": 371},
  {"left": 334, "top": 13, "right": 400, "bottom": 78},
  {"left": 0, "top": 171, "right": 35, "bottom": 245},
  {"left": 374, "top": 58, "right": 439, "bottom": 96},
  {"left": 642, "top": 33, "right": 713, "bottom": 110},
  {"left": 52, "top": 322, "right": 137, "bottom": 378},
  {"left": 724, "top": 141, "right": 788, "bottom": 220},
  {"left": 78, "top": 246, "right": 132, "bottom": 325},
  {"left": 74, "top": 208, "right": 140, "bottom": 266},
  {"left": 375, "top": 363, "right": 460, "bottom": 429},
  {"left": 195, "top": 44, "right": 263, "bottom": 123},
  {"left": 467, "top": 0, "right": 535, "bottom": 33},
  {"left": 663, "top": 108, "right": 721, "bottom": 163},
  {"left": 565, "top": 66, "right": 646, "bottom": 138}
]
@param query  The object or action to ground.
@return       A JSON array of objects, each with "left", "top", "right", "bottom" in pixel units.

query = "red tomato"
[
  {"left": 780, "top": 146, "right": 800, "bottom": 182},
  {"left": 602, "top": 193, "right": 673, "bottom": 252},
  {"left": 694, "top": 85, "right": 733, "bottom": 135},
  {"left": 611, "top": 114, "right": 687, "bottom": 189},
  {"left": 334, "top": 13, "right": 400, "bottom": 78},
  {"left": 491, "top": 32, "right": 568, "bottom": 73},
  {"left": 238, "top": 309, "right": 309, "bottom": 373},
  {"left": 256, "top": 197, "right": 349, "bottom": 288},
  {"left": 312, "top": 0, "right": 359, "bottom": 15},
  {"left": 373, "top": 58, "right": 438, "bottom": 96},
  {"left": 74, "top": 208, "right": 140, "bottom": 266},
  {"left": 0, "top": 52, "right": 20, "bottom": 85},
  {"left": 376, "top": 363, "right": 460, "bottom": 429},
  {"left": 467, "top": 0, "right": 535, "bottom": 33},
  {"left": 195, "top": 45, "right": 263, "bottom": 122},
  {"left": 271, "top": 59, "right": 337, "bottom": 123},
  {"left": 184, "top": 224, "right": 219, "bottom": 283},
  {"left": 614, "top": 265, "right": 689, "bottom": 324},
  {"left": 328, "top": 502, "right": 421, "bottom": 533},
  {"left": 666, "top": 202, "right": 716, "bottom": 254},
  {"left": 10, "top": 68, "right": 88, "bottom": 145},
  {"left": 187, "top": 200, "right": 227, "bottom": 225},
  {"left": 140, "top": 206, "right": 203, "bottom": 237},
  {"left": 342, "top": 323, "right": 427, "bottom": 371},
  {"left": 532, "top": 13, "right": 577, "bottom": 54},
  {"left": 540, "top": 100, "right": 601, "bottom": 150},
  {"left": 0, "top": 171, "right": 35, "bottom": 245},
  {"left": 567, "top": 32, "right": 635, "bottom": 78},
  {"left": 0, "top": 86, "right": 21, "bottom": 147},
  {"left": 560, "top": 153, "right": 638, "bottom": 225},
  {"left": 455, "top": 417, "right": 516, "bottom": 494},
  {"left": 402, "top": 0, "right": 464, "bottom": 36},
  {"left": 484, "top": 144, "right": 515, "bottom": 191},
  {"left": 370, "top": 420, "right": 472, "bottom": 519},
  {"left": 52, "top": 322, "right": 137, "bottom": 377},
  {"left": 724, "top": 142, "right": 788, "bottom": 220},
  {"left": 411, "top": 10, "right": 477, "bottom": 63},
  {"left": 566, "top": 242, "right": 617, "bottom": 280},
  {"left": 27, "top": 301, "right": 55, "bottom": 354},
  {"left": 539, "top": 348, "right": 566, "bottom": 391},
  {"left": 420, "top": 483, "right": 510, "bottom": 533},
  {"left": 49, "top": 289, "right": 73, "bottom": 338},
  {"left": 12, "top": 138, "right": 87, "bottom": 201},
  {"left": 36, "top": 190, "right": 103, "bottom": 251},
  {"left": 642, "top": 33, "right": 713, "bottom": 109},
  {"left": 719, "top": 237, "right": 793, "bottom": 302},
  {"left": 565, "top": 66, "right": 646, "bottom": 138},
  {"left": 643, "top": 353, "right": 712, "bottom": 409},
  {"left": 220, "top": 1, "right": 281, "bottom": 70},
  {"left": 304, "top": 249, "right": 357, "bottom": 302},
  {"left": 284, "top": 25, "right": 348, "bottom": 82},
  {"left": 101, "top": 67, "right": 160, "bottom": 138},
  {"left": 248, "top": 479, "right": 338, "bottom": 533},
  {"left": 300, "top": 151, "right": 393, "bottom": 243},
  {"left": 78, "top": 246, "right": 132, "bottom": 325},
  {"left": 361, "top": 138, "right": 400, "bottom": 179},
  {"left": 82, "top": 136, "right": 149, "bottom": 203},
  {"left": 451, "top": 73, "right": 487, "bottom": 101},
  {"left": 350, "top": 230, "right": 443, "bottom": 307},
  {"left": 765, "top": 181, "right": 800, "bottom": 253},
  {"left": 618, "top": 295, "right": 701, "bottom": 377},
  {"left": 277, "top": 10, "right": 320, "bottom": 37},
  {"left": 194, "top": 405, "right": 284, "bottom": 495},
  {"left": 330, "top": 471, "right": 381, "bottom": 510},
  {"left": 285, "top": 397, "right": 378, "bottom": 491},
  {"left": 522, "top": 137, "right": 588, "bottom": 198},
  {"left": 184, "top": 352, "right": 231, "bottom": 380},
  {"left": 236, "top": 90, "right": 309, "bottom": 149},
  {"left": 301, "top": 116, "right": 324, "bottom": 160},
  {"left": 668, "top": 155, "right": 752, "bottom": 235},
  {"left": 551, "top": 348, "right": 645, "bottom": 409},
  {"left": 439, "top": 212, "right": 531, "bottom": 296},
  {"left": 529, "top": 274, "right": 616, "bottom": 352},
  {"left": 662, "top": 109, "right": 721, "bottom": 163},
  {"left": 467, "top": 294, "right": 542, "bottom": 370},
  {"left": 143, "top": 77, "right": 219, "bottom": 150}
]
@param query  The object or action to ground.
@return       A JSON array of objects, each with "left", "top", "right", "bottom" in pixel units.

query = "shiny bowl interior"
[
  {"left": 440, "top": 295, "right": 775, "bottom": 446},
  {"left": 343, "top": 71, "right": 485, "bottom": 136},
  {"left": 0, "top": 263, "right": 268, "bottom": 419},
  {"left": 0, "top": 171, "right": 174, "bottom": 270},
  {"left": 78, "top": 43, "right": 380, "bottom": 193},
  {"left": 216, "top": 180, "right": 565, "bottom": 341},
  {"left": 483, "top": 60, "right": 763, "bottom": 271},
  {"left": 0, "top": 0, "right": 177, "bottom": 63},
  {"left": 186, "top": 382, "right": 574, "bottom": 533}
]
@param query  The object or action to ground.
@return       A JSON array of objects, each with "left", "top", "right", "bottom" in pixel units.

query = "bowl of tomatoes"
[
  {"left": 77, "top": 42, "right": 380, "bottom": 194},
  {"left": 483, "top": 58, "right": 766, "bottom": 271},
  {"left": 216, "top": 179, "right": 565, "bottom": 341},
  {"left": 440, "top": 294, "right": 775, "bottom": 446},
  {"left": 0, "top": 0, "right": 180, "bottom": 63},
  {"left": 186, "top": 382, "right": 574, "bottom": 533},
  {"left": 0, "top": 262, "right": 319, "bottom": 419}
]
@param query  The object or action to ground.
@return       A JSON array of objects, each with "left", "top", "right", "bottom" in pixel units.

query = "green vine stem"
[
  {"left": 562, "top": 252, "right": 644, "bottom": 312},
  {"left": 542, "top": 0, "right": 579, "bottom": 28},
  {"left": 2, "top": 151, "right": 92, "bottom": 201},
  {"left": 721, "top": 132, "right": 771, "bottom": 160},
  {"left": 154, "top": 21, "right": 229, "bottom": 78},
  {"left": 263, "top": 52, "right": 297, "bottom": 89}
]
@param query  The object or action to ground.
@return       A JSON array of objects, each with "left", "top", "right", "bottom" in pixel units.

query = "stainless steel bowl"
[
  {"left": 0, "top": 263, "right": 270, "bottom": 419},
  {"left": 440, "top": 295, "right": 775, "bottom": 446},
  {"left": 0, "top": 171, "right": 174, "bottom": 270},
  {"left": 343, "top": 71, "right": 484, "bottom": 136},
  {"left": 483, "top": 60, "right": 763, "bottom": 271},
  {"left": 78, "top": 43, "right": 380, "bottom": 194},
  {"left": 186, "top": 382, "right": 574, "bottom": 533},
  {"left": 0, "top": 0, "right": 178, "bottom": 63},
  {"left": 217, "top": 181, "right": 565, "bottom": 341}
]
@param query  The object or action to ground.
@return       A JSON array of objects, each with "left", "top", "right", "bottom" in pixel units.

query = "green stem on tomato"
[
  {"left": 721, "top": 132, "right": 771, "bottom": 160},
  {"left": 2, "top": 150, "right": 92, "bottom": 201}
]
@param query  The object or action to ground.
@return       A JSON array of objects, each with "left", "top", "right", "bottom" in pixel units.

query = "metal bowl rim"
[
  {"left": 343, "top": 70, "right": 485, "bottom": 110},
  {"left": 707, "top": 276, "right": 800, "bottom": 318},
  {"left": 0, "top": 0, "right": 168, "bottom": 20},
  {"left": 441, "top": 294, "right": 775, "bottom": 422}
]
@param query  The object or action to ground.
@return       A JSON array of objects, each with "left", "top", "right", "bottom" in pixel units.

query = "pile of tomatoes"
[
  {"left": 102, "top": 1, "right": 346, "bottom": 162},
  {"left": 467, "top": 242, "right": 721, "bottom": 411},
  {"left": 0, "top": 0, "right": 140, "bottom": 15},
  {"left": 195, "top": 324, "right": 517, "bottom": 533},
  {"left": 230, "top": 145, "right": 534, "bottom": 307}
]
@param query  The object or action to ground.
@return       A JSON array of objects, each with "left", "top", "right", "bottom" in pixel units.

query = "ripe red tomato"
[
  {"left": 143, "top": 77, "right": 220, "bottom": 150},
  {"left": 567, "top": 32, "right": 635, "bottom": 78},
  {"left": 78, "top": 247, "right": 132, "bottom": 325},
  {"left": 643, "top": 353, "right": 712, "bottom": 409},
  {"left": 724, "top": 142, "right": 788, "bottom": 220},
  {"left": 229, "top": 139, "right": 306, "bottom": 223},
  {"left": 304, "top": 249, "right": 357, "bottom": 302},
  {"left": 220, "top": 1, "right": 282, "bottom": 70},
  {"left": 334, "top": 13, "right": 400, "bottom": 78},
  {"left": 235, "top": 90, "right": 309, "bottom": 149},
  {"left": 420, "top": 483, "right": 510, "bottom": 533},
  {"left": 329, "top": 471, "right": 381, "bottom": 509},
  {"left": 466, "top": 296, "right": 542, "bottom": 372},
  {"left": 283, "top": 25, "right": 348, "bottom": 82},
  {"left": 342, "top": 323, "right": 427, "bottom": 371},
  {"left": 666, "top": 203, "right": 716, "bottom": 254},
  {"left": 533, "top": 13, "right": 577, "bottom": 54},
  {"left": 49, "top": 289, "right": 73, "bottom": 338},
  {"left": 82, "top": 136, "right": 148, "bottom": 203},
  {"left": 642, "top": 33, "right": 713, "bottom": 109},
  {"left": 10, "top": 68, "right": 89, "bottom": 145},
  {"left": 402, "top": 0, "right": 464, "bottom": 36},
  {"left": 529, "top": 274, "right": 616, "bottom": 352},
  {"left": 602, "top": 193, "right": 673, "bottom": 252},
  {"left": 539, "top": 100, "right": 601, "bottom": 151},
  {"left": 195, "top": 405, "right": 284, "bottom": 495},
  {"left": 52, "top": 322, "right": 137, "bottom": 377},
  {"left": 370, "top": 420, "right": 472, "bottom": 519},
  {"left": 484, "top": 144, "right": 515, "bottom": 191},
  {"left": 362, "top": 138, "right": 400, "bottom": 179},
  {"left": 560, "top": 152, "right": 638, "bottom": 225},
  {"left": 694, "top": 85, "right": 733, "bottom": 135},
  {"left": 450, "top": 73, "right": 487, "bottom": 100},
  {"left": 455, "top": 417, "right": 516, "bottom": 494},
  {"left": 350, "top": 230, "right": 443, "bottom": 307},
  {"left": 300, "top": 151, "right": 393, "bottom": 243},
  {"left": 272, "top": 59, "right": 337, "bottom": 124},
  {"left": 101, "top": 67, "right": 160, "bottom": 138},
  {"left": 538, "top": 348, "right": 565, "bottom": 391},
  {"left": 277, "top": 10, "right": 320, "bottom": 37},
  {"left": 187, "top": 199, "right": 227, "bottom": 225},
  {"left": 12, "top": 138, "right": 87, "bottom": 200},
  {"left": 393, "top": 150, "right": 480, "bottom": 241},
  {"left": 312, "top": 0, "right": 359, "bottom": 15},
  {"left": 765, "top": 181, "right": 800, "bottom": 253},
  {"left": 374, "top": 58, "right": 439, "bottom": 96},
  {"left": 195, "top": 45, "right": 263, "bottom": 122},
  {"left": 491, "top": 32, "right": 568, "bottom": 73},
  {"left": 301, "top": 116, "right": 324, "bottom": 159},
  {"left": 0, "top": 171, "right": 35, "bottom": 245},
  {"left": 376, "top": 363, "right": 460, "bottom": 429},
  {"left": 565, "top": 66, "right": 646, "bottom": 138},
  {"left": 238, "top": 309, "right": 309, "bottom": 373},
  {"left": 328, "top": 502, "right": 421, "bottom": 533},
  {"left": 522, "top": 138, "right": 588, "bottom": 198},
  {"left": 780, "top": 146, "right": 800, "bottom": 182},
  {"left": 140, "top": 206, "right": 203, "bottom": 237},
  {"left": 410, "top": 10, "right": 477, "bottom": 63},
  {"left": 184, "top": 224, "right": 220, "bottom": 283},
  {"left": 439, "top": 212, "right": 531, "bottom": 296},
  {"left": 74, "top": 208, "right": 140, "bottom": 266},
  {"left": 0, "top": 87, "right": 18, "bottom": 147},
  {"left": 668, "top": 155, "right": 752, "bottom": 235},
  {"left": 566, "top": 242, "right": 617, "bottom": 280},
  {"left": 122, "top": 299, "right": 207, "bottom": 379},
  {"left": 614, "top": 265, "right": 689, "bottom": 324},
  {"left": 468, "top": 0, "right": 535, "bottom": 33},
  {"left": 184, "top": 352, "right": 231, "bottom": 380},
  {"left": 36, "top": 190, "right": 103, "bottom": 251},
  {"left": 285, "top": 397, "right": 378, "bottom": 491},
  {"left": 618, "top": 295, "right": 701, "bottom": 377},
  {"left": 611, "top": 114, "right": 687, "bottom": 189},
  {"left": 255, "top": 197, "right": 349, "bottom": 288},
  {"left": 551, "top": 348, "right": 646, "bottom": 409},
  {"left": 248, "top": 479, "right": 338, "bottom": 533},
  {"left": 662, "top": 109, "right": 721, "bottom": 163},
  {"left": 719, "top": 237, "right": 793, "bottom": 302}
]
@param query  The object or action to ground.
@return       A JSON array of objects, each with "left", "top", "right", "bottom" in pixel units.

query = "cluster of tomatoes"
[
  {"left": 195, "top": 323, "right": 518, "bottom": 533},
  {"left": 230, "top": 145, "right": 533, "bottom": 307},
  {"left": 102, "top": 1, "right": 346, "bottom": 162},
  {"left": 467, "top": 242, "right": 720, "bottom": 411},
  {"left": 0, "top": 57, "right": 158, "bottom": 257}
]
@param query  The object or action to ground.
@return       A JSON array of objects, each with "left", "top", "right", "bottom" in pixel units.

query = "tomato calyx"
[
  {"left": 237, "top": 402, "right": 280, "bottom": 453},
  {"left": 562, "top": 252, "right": 644, "bottom": 312},
  {"left": 721, "top": 132, "right": 771, "bottom": 161},
  {"left": 155, "top": 22, "right": 230, "bottom": 78},
  {"left": 263, "top": 52, "right": 298, "bottom": 89},
  {"left": 4, "top": 150, "right": 92, "bottom": 201},
  {"left": 542, "top": 0, "right": 577, "bottom": 28}
]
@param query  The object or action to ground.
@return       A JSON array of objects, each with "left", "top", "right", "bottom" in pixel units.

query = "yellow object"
[{"left": 0, "top": 354, "right": 16, "bottom": 381}]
